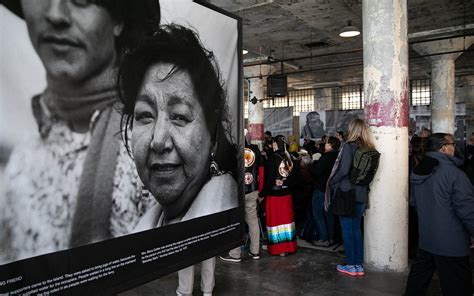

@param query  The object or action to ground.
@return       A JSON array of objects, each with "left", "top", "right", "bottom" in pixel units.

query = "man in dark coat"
[{"left": 405, "top": 133, "right": 474, "bottom": 296}]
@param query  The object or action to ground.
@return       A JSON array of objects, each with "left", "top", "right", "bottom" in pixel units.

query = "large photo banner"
[
  {"left": 0, "top": 0, "right": 244, "bottom": 294},
  {"left": 299, "top": 111, "right": 326, "bottom": 142},
  {"left": 264, "top": 107, "right": 293, "bottom": 140},
  {"left": 299, "top": 110, "right": 365, "bottom": 145}
]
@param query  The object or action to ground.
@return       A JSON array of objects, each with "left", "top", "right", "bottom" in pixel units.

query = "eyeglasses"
[{"left": 444, "top": 142, "right": 456, "bottom": 146}]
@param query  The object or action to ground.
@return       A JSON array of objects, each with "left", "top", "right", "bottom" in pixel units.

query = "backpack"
[{"left": 349, "top": 147, "right": 380, "bottom": 185}]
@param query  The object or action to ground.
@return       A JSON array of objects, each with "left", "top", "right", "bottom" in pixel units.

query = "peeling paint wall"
[
  {"left": 363, "top": 0, "right": 409, "bottom": 129},
  {"left": 365, "top": 77, "right": 410, "bottom": 128},
  {"left": 362, "top": 0, "right": 409, "bottom": 272},
  {"left": 364, "top": 127, "right": 409, "bottom": 271}
]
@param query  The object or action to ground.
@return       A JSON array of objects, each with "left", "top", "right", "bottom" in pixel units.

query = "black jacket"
[
  {"left": 261, "top": 151, "right": 295, "bottom": 197},
  {"left": 244, "top": 144, "right": 261, "bottom": 194},
  {"left": 309, "top": 150, "right": 338, "bottom": 192}
]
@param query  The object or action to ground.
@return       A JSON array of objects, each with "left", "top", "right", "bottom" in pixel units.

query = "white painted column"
[
  {"left": 412, "top": 37, "right": 473, "bottom": 134},
  {"left": 248, "top": 78, "right": 265, "bottom": 150},
  {"left": 363, "top": 0, "right": 409, "bottom": 271},
  {"left": 431, "top": 58, "right": 456, "bottom": 133}
]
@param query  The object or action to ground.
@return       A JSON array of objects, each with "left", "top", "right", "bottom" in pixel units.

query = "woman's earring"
[{"left": 210, "top": 153, "right": 223, "bottom": 177}]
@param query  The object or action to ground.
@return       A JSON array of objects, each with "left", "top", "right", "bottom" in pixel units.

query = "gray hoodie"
[{"left": 410, "top": 151, "right": 474, "bottom": 256}]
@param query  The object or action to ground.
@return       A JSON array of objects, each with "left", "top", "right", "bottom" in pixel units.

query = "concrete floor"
[{"left": 120, "top": 241, "right": 455, "bottom": 296}]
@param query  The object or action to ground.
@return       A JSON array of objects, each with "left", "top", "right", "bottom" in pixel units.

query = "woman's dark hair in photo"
[
  {"left": 326, "top": 136, "right": 341, "bottom": 151},
  {"left": 117, "top": 24, "right": 236, "bottom": 176}
]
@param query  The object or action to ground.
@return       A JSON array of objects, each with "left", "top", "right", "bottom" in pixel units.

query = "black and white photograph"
[
  {"left": 299, "top": 110, "right": 365, "bottom": 145},
  {"left": 0, "top": 0, "right": 243, "bottom": 294},
  {"left": 299, "top": 111, "right": 326, "bottom": 141}
]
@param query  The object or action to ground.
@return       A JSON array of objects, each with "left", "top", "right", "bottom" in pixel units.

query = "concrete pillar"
[
  {"left": 431, "top": 58, "right": 456, "bottom": 133},
  {"left": 363, "top": 0, "right": 409, "bottom": 271},
  {"left": 463, "top": 76, "right": 474, "bottom": 138},
  {"left": 412, "top": 37, "right": 473, "bottom": 133},
  {"left": 247, "top": 78, "right": 265, "bottom": 150}
]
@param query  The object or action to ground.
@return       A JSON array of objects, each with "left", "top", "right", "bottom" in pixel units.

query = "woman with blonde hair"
[
  {"left": 327, "top": 118, "right": 376, "bottom": 276},
  {"left": 345, "top": 119, "right": 376, "bottom": 150}
]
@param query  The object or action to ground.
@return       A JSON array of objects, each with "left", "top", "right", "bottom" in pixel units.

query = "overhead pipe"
[
  {"left": 244, "top": 48, "right": 474, "bottom": 79},
  {"left": 243, "top": 34, "right": 474, "bottom": 68}
]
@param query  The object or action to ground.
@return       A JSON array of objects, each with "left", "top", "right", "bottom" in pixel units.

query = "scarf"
[
  {"left": 69, "top": 105, "right": 121, "bottom": 247},
  {"left": 324, "top": 143, "right": 345, "bottom": 211},
  {"left": 42, "top": 83, "right": 117, "bottom": 129},
  {"left": 32, "top": 80, "right": 121, "bottom": 248}
]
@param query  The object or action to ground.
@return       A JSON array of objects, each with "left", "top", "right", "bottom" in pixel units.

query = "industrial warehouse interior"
[{"left": 0, "top": 0, "right": 473, "bottom": 295}]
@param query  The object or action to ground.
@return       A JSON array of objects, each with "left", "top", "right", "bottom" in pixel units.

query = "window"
[
  {"left": 410, "top": 79, "right": 431, "bottom": 106},
  {"left": 243, "top": 98, "right": 249, "bottom": 119},
  {"left": 332, "top": 85, "right": 364, "bottom": 110},
  {"left": 287, "top": 88, "right": 314, "bottom": 115},
  {"left": 243, "top": 79, "right": 432, "bottom": 118},
  {"left": 262, "top": 96, "right": 288, "bottom": 109},
  {"left": 244, "top": 88, "right": 315, "bottom": 118}
]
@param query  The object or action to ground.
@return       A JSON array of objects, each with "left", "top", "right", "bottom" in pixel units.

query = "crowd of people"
[
  {"left": 221, "top": 119, "right": 375, "bottom": 278},
  {"left": 222, "top": 124, "right": 474, "bottom": 296}
]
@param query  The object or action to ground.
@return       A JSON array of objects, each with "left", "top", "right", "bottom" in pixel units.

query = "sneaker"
[
  {"left": 355, "top": 265, "right": 365, "bottom": 276},
  {"left": 219, "top": 255, "right": 241, "bottom": 263},
  {"left": 313, "top": 240, "right": 330, "bottom": 247},
  {"left": 248, "top": 252, "right": 260, "bottom": 260},
  {"left": 336, "top": 264, "right": 358, "bottom": 276},
  {"left": 278, "top": 252, "right": 287, "bottom": 257}
]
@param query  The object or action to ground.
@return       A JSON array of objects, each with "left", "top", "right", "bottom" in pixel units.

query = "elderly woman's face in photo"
[
  {"left": 132, "top": 63, "right": 212, "bottom": 217},
  {"left": 21, "top": 0, "right": 121, "bottom": 82}
]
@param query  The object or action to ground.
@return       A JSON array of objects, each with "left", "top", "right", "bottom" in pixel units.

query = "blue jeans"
[
  {"left": 301, "top": 198, "right": 318, "bottom": 242},
  {"left": 312, "top": 189, "right": 334, "bottom": 241},
  {"left": 339, "top": 202, "right": 365, "bottom": 265}
]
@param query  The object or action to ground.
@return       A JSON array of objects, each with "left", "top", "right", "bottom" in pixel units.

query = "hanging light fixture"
[{"left": 339, "top": 20, "right": 360, "bottom": 38}]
